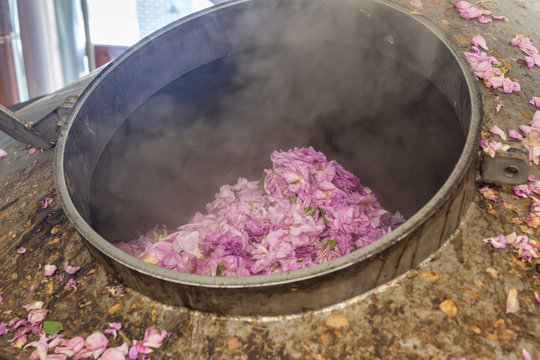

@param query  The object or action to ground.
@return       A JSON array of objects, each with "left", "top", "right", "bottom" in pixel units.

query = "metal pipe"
[
  {"left": 17, "top": 0, "right": 65, "bottom": 99},
  {"left": 0, "top": 0, "right": 26, "bottom": 105},
  {"left": 80, "top": 0, "right": 95, "bottom": 71}
]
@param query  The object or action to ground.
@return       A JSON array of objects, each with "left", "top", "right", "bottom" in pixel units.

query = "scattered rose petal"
[
  {"left": 484, "top": 234, "right": 507, "bottom": 249},
  {"left": 104, "top": 322, "right": 122, "bottom": 338},
  {"left": 100, "top": 342, "right": 129, "bottom": 360},
  {"left": 489, "top": 125, "right": 507, "bottom": 140},
  {"left": 63, "top": 261, "right": 80, "bottom": 275},
  {"left": 492, "top": 15, "right": 508, "bottom": 22},
  {"left": 227, "top": 337, "right": 243, "bottom": 352},
  {"left": 472, "top": 35, "right": 488, "bottom": 50},
  {"left": 17, "top": 246, "right": 26, "bottom": 254},
  {"left": 54, "top": 336, "right": 85, "bottom": 357},
  {"left": 28, "top": 309, "right": 49, "bottom": 325},
  {"left": 410, "top": 0, "right": 422, "bottom": 8},
  {"left": 0, "top": 322, "right": 7, "bottom": 336},
  {"left": 522, "top": 349, "right": 532, "bottom": 360},
  {"left": 22, "top": 301, "right": 44, "bottom": 311},
  {"left": 77, "top": 332, "right": 108, "bottom": 359},
  {"left": 510, "top": 35, "right": 540, "bottom": 68},
  {"left": 142, "top": 327, "right": 171, "bottom": 348},
  {"left": 530, "top": 97, "right": 540, "bottom": 108},
  {"left": 44, "top": 264, "right": 57, "bottom": 277},
  {"left": 508, "top": 129, "right": 523, "bottom": 141},
  {"left": 479, "top": 185, "right": 498, "bottom": 201},
  {"left": 325, "top": 312, "right": 349, "bottom": 329},
  {"left": 440, "top": 299, "right": 458, "bottom": 317},
  {"left": 24, "top": 335, "right": 48, "bottom": 360},
  {"left": 41, "top": 197, "right": 53, "bottom": 209},
  {"left": 495, "top": 103, "right": 503, "bottom": 113},
  {"left": 27, "top": 147, "right": 38, "bottom": 155},
  {"left": 506, "top": 288, "right": 519, "bottom": 313},
  {"left": 480, "top": 139, "right": 510, "bottom": 157},
  {"left": 418, "top": 270, "right": 440, "bottom": 282},
  {"left": 0, "top": 149, "right": 7, "bottom": 160}
]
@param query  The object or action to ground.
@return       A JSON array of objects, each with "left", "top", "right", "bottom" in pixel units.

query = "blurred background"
[{"left": 0, "top": 0, "right": 221, "bottom": 107}]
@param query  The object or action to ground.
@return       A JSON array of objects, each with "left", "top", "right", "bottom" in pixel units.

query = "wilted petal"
[
  {"left": 142, "top": 327, "right": 171, "bottom": 348},
  {"left": 472, "top": 35, "right": 488, "bottom": 50},
  {"left": 0, "top": 322, "right": 7, "bottom": 336},
  {"left": 478, "top": 185, "right": 498, "bottom": 201},
  {"left": 17, "top": 246, "right": 26, "bottom": 254},
  {"left": 44, "top": 264, "right": 57, "bottom": 277},
  {"left": 22, "top": 301, "right": 44, "bottom": 311},
  {"left": 530, "top": 97, "right": 540, "bottom": 108},
  {"left": 24, "top": 335, "right": 48, "bottom": 360},
  {"left": 484, "top": 234, "right": 508, "bottom": 249},
  {"left": 522, "top": 349, "right": 532, "bottom": 360},
  {"left": 489, "top": 125, "right": 506, "bottom": 140},
  {"left": 454, "top": 1, "right": 471, "bottom": 11},
  {"left": 63, "top": 261, "right": 80, "bottom": 275},
  {"left": 28, "top": 309, "right": 49, "bottom": 325},
  {"left": 495, "top": 103, "right": 503, "bottom": 113},
  {"left": 508, "top": 129, "right": 523, "bottom": 141},
  {"left": 506, "top": 288, "right": 519, "bottom": 313},
  {"left": 492, "top": 15, "right": 508, "bottom": 22},
  {"left": 0, "top": 149, "right": 7, "bottom": 160},
  {"left": 477, "top": 15, "right": 491, "bottom": 23},
  {"left": 55, "top": 336, "right": 85, "bottom": 356},
  {"left": 440, "top": 299, "right": 458, "bottom": 317},
  {"left": 100, "top": 343, "right": 129, "bottom": 360}
]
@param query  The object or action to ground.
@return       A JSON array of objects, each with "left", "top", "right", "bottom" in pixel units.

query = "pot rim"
[{"left": 54, "top": 0, "right": 482, "bottom": 289}]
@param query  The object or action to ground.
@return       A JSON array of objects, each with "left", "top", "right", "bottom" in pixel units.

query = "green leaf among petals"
[{"left": 43, "top": 320, "right": 63, "bottom": 335}]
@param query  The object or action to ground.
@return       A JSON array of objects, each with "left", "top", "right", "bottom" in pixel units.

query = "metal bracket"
[
  {"left": 0, "top": 104, "right": 52, "bottom": 149},
  {"left": 0, "top": 95, "right": 78, "bottom": 149},
  {"left": 481, "top": 143, "right": 529, "bottom": 185}
]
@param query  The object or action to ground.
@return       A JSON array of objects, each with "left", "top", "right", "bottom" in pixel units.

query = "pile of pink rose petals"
[
  {"left": 454, "top": 1, "right": 508, "bottom": 23},
  {"left": 117, "top": 147, "right": 404, "bottom": 276},
  {"left": 464, "top": 35, "right": 521, "bottom": 94}
]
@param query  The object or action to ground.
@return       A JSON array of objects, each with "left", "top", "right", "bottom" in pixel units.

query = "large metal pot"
[{"left": 54, "top": 0, "right": 481, "bottom": 315}]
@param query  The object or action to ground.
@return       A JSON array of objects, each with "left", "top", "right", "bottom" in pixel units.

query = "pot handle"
[
  {"left": 480, "top": 143, "right": 529, "bottom": 185},
  {"left": 0, "top": 104, "right": 52, "bottom": 149}
]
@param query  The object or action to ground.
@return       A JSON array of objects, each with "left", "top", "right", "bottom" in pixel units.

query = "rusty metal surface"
[{"left": 0, "top": 0, "right": 539, "bottom": 359}]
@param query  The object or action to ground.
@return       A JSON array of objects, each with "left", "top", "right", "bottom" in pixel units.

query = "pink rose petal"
[
  {"left": 0, "top": 149, "right": 7, "bottom": 160},
  {"left": 484, "top": 234, "right": 507, "bottom": 249},
  {"left": 492, "top": 15, "right": 508, "bottom": 22},
  {"left": 472, "top": 35, "right": 488, "bottom": 50},
  {"left": 489, "top": 125, "right": 507, "bottom": 140},
  {"left": 530, "top": 97, "right": 540, "bottom": 108},
  {"left": 495, "top": 103, "right": 503, "bottom": 113},
  {"left": 508, "top": 129, "right": 523, "bottom": 141},
  {"left": 17, "top": 246, "right": 26, "bottom": 254},
  {"left": 63, "top": 261, "right": 80, "bottom": 275},
  {"left": 44, "top": 264, "right": 57, "bottom": 277},
  {"left": 27, "top": 309, "right": 49, "bottom": 325},
  {"left": 522, "top": 349, "right": 532, "bottom": 360},
  {"left": 0, "top": 322, "right": 8, "bottom": 336},
  {"left": 27, "top": 147, "right": 37, "bottom": 155},
  {"left": 142, "top": 327, "right": 171, "bottom": 348},
  {"left": 41, "top": 197, "right": 54, "bottom": 209},
  {"left": 506, "top": 288, "right": 519, "bottom": 313},
  {"left": 22, "top": 301, "right": 44, "bottom": 311},
  {"left": 100, "top": 343, "right": 129, "bottom": 360},
  {"left": 54, "top": 336, "right": 85, "bottom": 357},
  {"left": 24, "top": 335, "right": 48, "bottom": 360},
  {"left": 410, "top": 0, "right": 422, "bottom": 8}
]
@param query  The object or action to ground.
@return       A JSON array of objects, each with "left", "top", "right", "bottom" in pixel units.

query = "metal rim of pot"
[{"left": 54, "top": 0, "right": 481, "bottom": 294}]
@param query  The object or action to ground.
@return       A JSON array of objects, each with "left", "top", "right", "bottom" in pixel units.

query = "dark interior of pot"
[
  {"left": 61, "top": 0, "right": 472, "bottom": 247},
  {"left": 90, "top": 42, "right": 464, "bottom": 242}
]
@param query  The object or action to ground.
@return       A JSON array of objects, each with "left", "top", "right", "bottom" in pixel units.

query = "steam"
[{"left": 88, "top": 0, "right": 467, "bottom": 242}]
